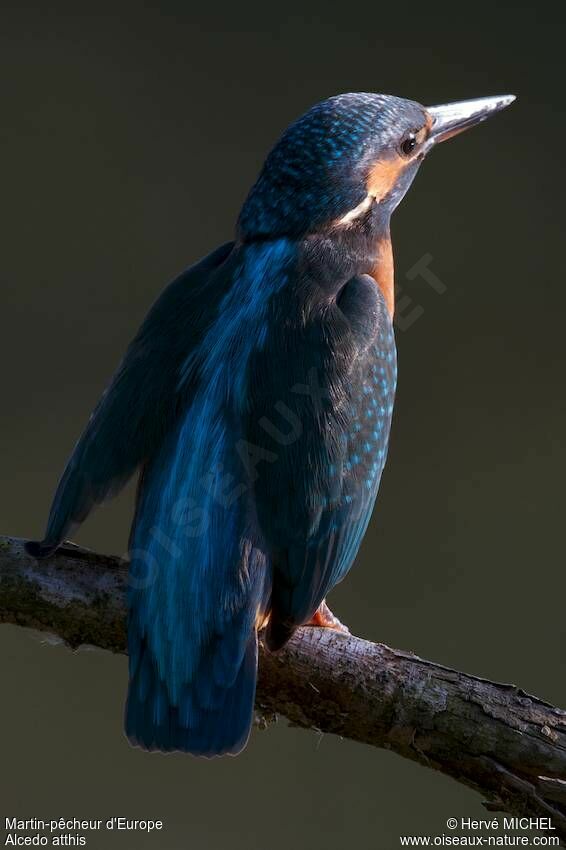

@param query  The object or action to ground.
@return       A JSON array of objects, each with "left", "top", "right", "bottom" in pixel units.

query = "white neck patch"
[{"left": 336, "top": 194, "right": 375, "bottom": 226}]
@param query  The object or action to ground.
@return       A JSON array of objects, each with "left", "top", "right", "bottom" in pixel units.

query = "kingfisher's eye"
[{"left": 400, "top": 133, "right": 417, "bottom": 156}]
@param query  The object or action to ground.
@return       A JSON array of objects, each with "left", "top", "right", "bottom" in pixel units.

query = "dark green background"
[{"left": 1, "top": 1, "right": 564, "bottom": 847}]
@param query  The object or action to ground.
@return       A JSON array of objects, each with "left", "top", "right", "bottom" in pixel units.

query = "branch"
[{"left": 2, "top": 534, "right": 566, "bottom": 842}]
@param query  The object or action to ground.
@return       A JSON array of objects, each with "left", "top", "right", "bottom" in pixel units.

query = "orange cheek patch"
[{"left": 367, "top": 154, "right": 407, "bottom": 202}]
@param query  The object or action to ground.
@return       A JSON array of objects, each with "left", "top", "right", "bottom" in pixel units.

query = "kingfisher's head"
[{"left": 238, "top": 92, "right": 515, "bottom": 241}]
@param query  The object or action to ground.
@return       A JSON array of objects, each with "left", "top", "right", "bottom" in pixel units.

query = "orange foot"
[{"left": 306, "top": 600, "right": 350, "bottom": 635}]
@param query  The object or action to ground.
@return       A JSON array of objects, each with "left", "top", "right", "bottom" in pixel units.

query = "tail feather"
[
  {"left": 125, "top": 632, "right": 258, "bottom": 757},
  {"left": 25, "top": 539, "right": 59, "bottom": 559}
]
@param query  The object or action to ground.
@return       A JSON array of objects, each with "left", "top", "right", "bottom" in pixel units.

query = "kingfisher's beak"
[{"left": 426, "top": 95, "right": 516, "bottom": 147}]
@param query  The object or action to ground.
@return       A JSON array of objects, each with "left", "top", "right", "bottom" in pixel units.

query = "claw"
[{"left": 306, "top": 600, "right": 350, "bottom": 634}]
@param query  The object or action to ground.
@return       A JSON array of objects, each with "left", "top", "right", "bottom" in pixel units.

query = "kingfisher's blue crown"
[{"left": 238, "top": 92, "right": 425, "bottom": 240}]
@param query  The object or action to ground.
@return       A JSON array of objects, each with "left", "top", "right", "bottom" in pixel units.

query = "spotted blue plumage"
[{"left": 244, "top": 268, "right": 396, "bottom": 648}]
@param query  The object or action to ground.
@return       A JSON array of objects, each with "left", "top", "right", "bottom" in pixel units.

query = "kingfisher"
[{"left": 28, "top": 91, "right": 515, "bottom": 756}]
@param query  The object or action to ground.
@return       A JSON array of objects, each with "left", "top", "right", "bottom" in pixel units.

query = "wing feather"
[
  {"left": 30, "top": 242, "right": 234, "bottom": 555},
  {"left": 245, "top": 272, "right": 396, "bottom": 646}
]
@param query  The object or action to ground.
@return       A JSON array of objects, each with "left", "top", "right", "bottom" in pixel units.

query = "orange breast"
[{"left": 370, "top": 236, "right": 395, "bottom": 318}]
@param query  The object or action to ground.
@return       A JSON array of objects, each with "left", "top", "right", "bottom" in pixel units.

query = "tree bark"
[{"left": 1, "top": 534, "right": 566, "bottom": 843}]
